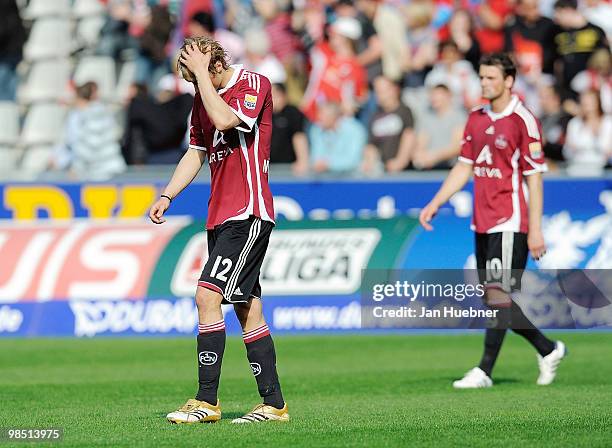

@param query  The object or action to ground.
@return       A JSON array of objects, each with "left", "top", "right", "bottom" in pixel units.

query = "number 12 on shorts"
[{"left": 210, "top": 256, "right": 233, "bottom": 282}]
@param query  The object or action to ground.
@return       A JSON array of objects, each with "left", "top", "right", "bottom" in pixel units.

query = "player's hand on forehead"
[{"left": 180, "top": 42, "right": 212, "bottom": 75}]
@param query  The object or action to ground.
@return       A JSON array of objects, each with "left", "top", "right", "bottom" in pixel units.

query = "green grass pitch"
[{"left": 1, "top": 333, "right": 610, "bottom": 447}]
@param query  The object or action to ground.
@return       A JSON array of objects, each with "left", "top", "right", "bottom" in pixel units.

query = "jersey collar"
[
  {"left": 484, "top": 95, "right": 519, "bottom": 121},
  {"left": 217, "top": 64, "right": 243, "bottom": 94}
]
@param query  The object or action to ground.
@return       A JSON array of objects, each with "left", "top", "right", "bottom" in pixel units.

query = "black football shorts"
[
  {"left": 198, "top": 216, "right": 273, "bottom": 303},
  {"left": 475, "top": 231, "right": 529, "bottom": 293}
]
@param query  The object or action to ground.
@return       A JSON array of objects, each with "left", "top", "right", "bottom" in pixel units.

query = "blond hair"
[{"left": 177, "top": 36, "right": 230, "bottom": 82}]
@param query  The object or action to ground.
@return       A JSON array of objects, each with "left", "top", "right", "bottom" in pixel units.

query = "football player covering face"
[
  {"left": 150, "top": 37, "right": 289, "bottom": 424},
  {"left": 418, "top": 53, "right": 565, "bottom": 390}
]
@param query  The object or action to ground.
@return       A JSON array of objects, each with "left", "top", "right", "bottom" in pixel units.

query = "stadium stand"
[
  {"left": 23, "top": 18, "right": 72, "bottom": 60},
  {"left": 0, "top": 0, "right": 609, "bottom": 179},
  {"left": 18, "top": 59, "right": 72, "bottom": 104}
]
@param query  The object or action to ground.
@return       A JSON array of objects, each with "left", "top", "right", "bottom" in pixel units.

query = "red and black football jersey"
[
  {"left": 189, "top": 65, "right": 275, "bottom": 230},
  {"left": 459, "top": 95, "right": 548, "bottom": 234}
]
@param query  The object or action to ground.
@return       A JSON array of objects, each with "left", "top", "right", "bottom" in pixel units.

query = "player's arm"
[
  {"left": 519, "top": 114, "right": 548, "bottom": 259},
  {"left": 525, "top": 172, "right": 546, "bottom": 260},
  {"left": 149, "top": 148, "right": 206, "bottom": 224},
  {"left": 419, "top": 118, "right": 474, "bottom": 230},
  {"left": 419, "top": 161, "right": 472, "bottom": 230},
  {"left": 180, "top": 44, "right": 241, "bottom": 131}
]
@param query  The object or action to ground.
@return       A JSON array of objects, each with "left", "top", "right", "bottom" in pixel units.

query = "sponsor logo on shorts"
[
  {"left": 199, "top": 351, "right": 218, "bottom": 366},
  {"left": 250, "top": 362, "right": 262, "bottom": 376}
]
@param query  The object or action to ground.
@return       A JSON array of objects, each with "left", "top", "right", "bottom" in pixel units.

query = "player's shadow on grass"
[
  {"left": 224, "top": 412, "right": 246, "bottom": 419},
  {"left": 492, "top": 378, "right": 520, "bottom": 385}
]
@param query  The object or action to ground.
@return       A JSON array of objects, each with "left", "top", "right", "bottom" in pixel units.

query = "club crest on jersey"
[
  {"left": 244, "top": 94, "right": 257, "bottom": 110},
  {"left": 495, "top": 134, "right": 508, "bottom": 149}
]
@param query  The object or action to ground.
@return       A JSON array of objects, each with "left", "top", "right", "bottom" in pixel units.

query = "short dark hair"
[
  {"left": 479, "top": 53, "right": 517, "bottom": 80},
  {"left": 191, "top": 12, "right": 215, "bottom": 33},
  {"left": 272, "top": 83, "right": 287, "bottom": 94},
  {"left": 76, "top": 81, "right": 97, "bottom": 100},
  {"left": 433, "top": 83, "right": 451, "bottom": 92},
  {"left": 439, "top": 39, "right": 459, "bottom": 53},
  {"left": 373, "top": 74, "right": 402, "bottom": 89},
  {"left": 554, "top": 0, "right": 577, "bottom": 10}
]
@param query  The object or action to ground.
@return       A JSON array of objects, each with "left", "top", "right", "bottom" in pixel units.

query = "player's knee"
[
  {"left": 195, "top": 287, "right": 223, "bottom": 312},
  {"left": 484, "top": 288, "right": 512, "bottom": 307}
]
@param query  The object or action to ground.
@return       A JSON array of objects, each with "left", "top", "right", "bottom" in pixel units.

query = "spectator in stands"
[
  {"left": 135, "top": 5, "right": 174, "bottom": 88},
  {"left": 402, "top": 1, "right": 438, "bottom": 88},
  {"left": 186, "top": 11, "right": 245, "bottom": 64},
  {"left": 123, "top": 77, "right": 194, "bottom": 165},
  {"left": 424, "top": 40, "right": 481, "bottom": 109},
  {"left": 448, "top": 9, "right": 481, "bottom": 72},
  {"left": 52, "top": 82, "right": 126, "bottom": 180},
  {"left": 309, "top": 101, "right": 366, "bottom": 174},
  {"left": 539, "top": 83, "right": 571, "bottom": 162},
  {"left": 362, "top": 76, "right": 415, "bottom": 174},
  {"left": 302, "top": 17, "right": 368, "bottom": 121},
  {"left": 571, "top": 49, "right": 612, "bottom": 115},
  {"left": 243, "top": 28, "right": 287, "bottom": 84},
  {"left": 176, "top": 0, "right": 216, "bottom": 45},
  {"left": 0, "top": 0, "right": 26, "bottom": 101},
  {"left": 413, "top": 84, "right": 466, "bottom": 170},
  {"left": 254, "top": 0, "right": 301, "bottom": 67},
  {"left": 583, "top": 0, "right": 612, "bottom": 42},
  {"left": 564, "top": 89, "right": 612, "bottom": 172},
  {"left": 355, "top": 0, "right": 408, "bottom": 83},
  {"left": 271, "top": 83, "right": 309, "bottom": 176},
  {"left": 96, "top": 0, "right": 139, "bottom": 61},
  {"left": 224, "top": 0, "right": 261, "bottom": 34},
  {"left": 553, "top": 0, "right": 609, "bottom": 94},
  {"left": 475, "top": 0, "right": 515, "bottom": 54},
  {"left": 504, "top": 0, "right": 559, "bottom": 76},
  {"left": 334, "top": 0, "right": 383, "bottom": 83}
]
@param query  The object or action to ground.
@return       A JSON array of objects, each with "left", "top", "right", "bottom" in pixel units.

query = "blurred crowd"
[{"left": 0, "top": 0, "right": 611, "bottom": 178}]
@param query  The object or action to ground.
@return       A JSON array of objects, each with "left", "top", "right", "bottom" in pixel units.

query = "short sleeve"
[
  {"left": 458, "top": 116, "right": 474, "bottom": 165},
  {"left": 189, "top": 95, "right": 206, "bottom": 152},
  {"left": 516, "top": 109, "right": 548, "bottom": 176},
  {"left": 290, "top": 106, "right": 306, "bottom": 135},
  {"left": 401, "top": 106, "right": 414, "bottom": 129},
  {"left": 229, "top": 73, "right": 271, "bottom": 133}
]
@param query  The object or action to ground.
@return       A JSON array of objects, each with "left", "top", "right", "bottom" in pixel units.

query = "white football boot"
[
  {"left": 166, "top": 399, "right": 221, "bottom": 424},
  {"left": 537, "top": 341, "right": 567, "bottom": 385},
  {"left": 453, "top": 367, "right": 493, "bottom": 389}
]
